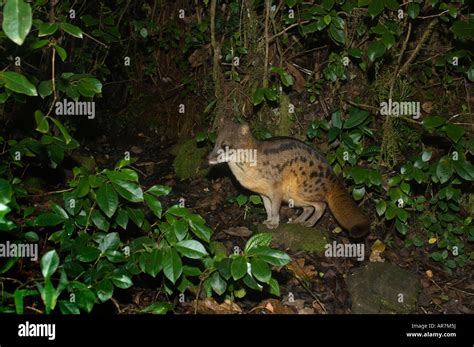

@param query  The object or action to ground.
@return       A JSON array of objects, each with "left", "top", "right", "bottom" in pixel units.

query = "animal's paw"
[
  {"left": 263, "top": 219, "right": 279, "bottom": 229},
  {"left": 302, "top": 220, "right": 315, "bottom": 228}
]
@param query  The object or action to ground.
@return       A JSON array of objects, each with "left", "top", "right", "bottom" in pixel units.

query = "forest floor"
[{"left": 58, "top": 127, "right": 473, "bottom": 315}]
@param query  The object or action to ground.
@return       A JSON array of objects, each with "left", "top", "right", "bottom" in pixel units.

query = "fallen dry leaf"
[
  {"left": 287, "top": 258, "right": 317, "bottom": 280},
  {"left": 422, "top": 101, "right": 434, "bottom": 114},
  {"left": 223, "top": 226, "right": 253, "bottom": 237},
  {"left": 286, "top": 63, "right": 306, "bottom": 93},
  {"left": 193, "top": 298, "right": 242, "bottom": 314},
  {"left": 256, "top": 299, "right": 295, "bottom": 314}
]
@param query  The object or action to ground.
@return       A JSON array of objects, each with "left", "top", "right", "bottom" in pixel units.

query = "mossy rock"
[
  {"left": 346, "top": 262, "right": 420, "bottom": 314},
  {"left": 257, "top": 223, "right": 329, "bottom": 254},
  {"left": 171, "top": 139, "right": 209, "bottom": 180}
]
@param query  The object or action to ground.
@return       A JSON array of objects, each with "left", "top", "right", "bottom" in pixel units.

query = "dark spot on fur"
[
  {"left": 309, "top": 161, "right": 314, "bottom": 166},
  {"left": 310, "top": 172, "right": 318, "bottom": 178},
  {"left": 318, "top": 171, "right": 325, "bottom": 177},
  {"left": 300, "top": 156, "right": 307, "bottom": 163}
]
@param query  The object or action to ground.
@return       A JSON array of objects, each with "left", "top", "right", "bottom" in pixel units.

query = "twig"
[
  {"left": 83, "top": 32, "right": 108, "bottom": 48},
  {"left": 263, "top": 0, "right": 270, "bottom": 88},
  {"left": 269, "top": 21, "right": 310, "bottom": 42},
  {"left": 418, "top": 10, "right": 449, "bottom": 19},
  {"left": 399, "top": 19, "right": 438, "bottom": 76},
  {"left": 28, "top": 188, "right": 73, "bottom": 197}
]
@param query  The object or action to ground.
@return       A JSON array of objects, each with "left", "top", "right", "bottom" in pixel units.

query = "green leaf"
[
  {"left": 111, "top": 180, "right": 143, "bottom": 203},
  {"left": 264, "top": 88, "right": 278, "bottom": 101},
  {"left": 376, "top": 200, "right": 387, "bottom": 216},
  {"left": 106, "top": 169, "right": 139, "bottom": 182},
  {"left": 407, "top": 3, "right": 420, "bottom": 19},
  {"left": 422, "top": 150, "right": 432, "bottom": 162},
  {"left": 268, "top": 278, "right": 280, "bottom": 296},
  {"left": 236, "top": 194, "right": 247, "bottom": 207},
  {"left": 139, "top": 248, "right": 163, "bottom": 277},
  {"left": 144, "top": 193, "right": 162, "bottom": 218},
  {"left": 252, "top": 88, "right": 265, "bottom": 105},
  {"left": 368, "top": 0, "right": 384, "bottom": 17},
  {"left": 243, "top": 274, "right": 262, "bottom": 291},
  {"left": 381, "top": 32, "right": 395, "bottom": 49},
  {"left": 251, "top": 257, "right": 271, "bottom": 283},
  {"left": 53, "top": 44, "right": 67, "bottom": 62},
  {"left": 38, "top": 23, "right": 58, "bottom": 37},
  {"left": 91, "top": 210, "right": 110, "bottom": 231},
  {"left": 323, "top": 15, "right": 332, "bottom": 25},
  {"left": 35, "top": 212, "right": 66, "bottom": 226},
  {"left": 60, "top": 22, "right": 83, "bottom": 38},
  {"left": 174, "top": 240, "right": 208, "bottom": 259},
  {"left": 249, "top": 195, "right": 262, "bottom": 205},
  {"left": 140, "top": 302, "right": 172, "bottom": 314},
  {"left": 450, "top": 20, "right": 474, "bottom": 39},
  {"left": 2, "top": 0, "right": 32, "bottom": 45},
  {"left": 436, "top": 157, "right": 454, "bottom": 184},
  {"left": 30, "top": 39, "right": 50, "bottom": 49},
  {"left": 231, "top": 256, "right": 248, "bottom": 280},
  {"left": 163, "top": 248, "right": 182, "bottom": 284},
  {"left": 248, "top": 246, "right": 291, "bottom": 266},
  {"left": 146, "top": 184, "right": 171, "bottom": 197},
  {"left": 98, "top": 232, "right": 120, "bottom": 253},
  {"left": 126, "top": 207, "right": 144, "bottom": 228},
  {"left": 96, "top": 183, "right": 118, "bottom": 218},
  {"left": 38, "top": 80, "right": 53, "bottom": 98},
  {"left": 115, "top": 208, "right": 129, "bottom": 229},
  {"left": 189, "top": 221, "right": 212, "bottom": 243},
  {"left": 367, "top": 41, "right": 385, "bottom": 62},
  {"left": 210, "top": 271, "right": 227, "bottom": 295},
  {"left": 329, "top": 23, "right": 345, "bottom": 44},
  {"left": 444, "top": 124, "right": 465, "bottom": 143},
  {"left": 321, "top": 0, "right": 334, "bottom": 11},
  {"left": 76, "top": 77, "right": 102, "bottom": 96},
  {"left": 352, "top": 186, "right": 366, "bottom": 201},
  {"left": 347, "top": 48, "right": 362, "bottom": 58},
  {"left": 397, "top": 208, "right": 408, "bottom": 222},
  {"left": 76, "top": 177, "right": 90, "bottom": 198},
  {"left": 423, "top": 115, "right": 445, "bottom": 129},
  {"left": 384, "top": 0, "right": 399, "bottom": 11},
  {"left": 331, "top": 110, "right": 343, "bottom": 129},
  {"left": 50, "top": 117, "right": 72, "bottom": 144},
  {"left": 41, "top": 250, "right": 59, "bottom": 279},
  {"left": 37, "top": 278, "right": 59, "bottom": 314},
  {"left": 110, "top": 269, "right": 133, "bottom": 289},
  {"left": 0, "top": 179, "right": 13, "bottom": 205},
  {"left": 96, "top": 280, "right": 114, "bottom": 302},
  {"left": 59, "top": 300, "right": 80, "bottom": 314},
  {"left": 244, "top": 233, "right": 273, "bottom": 253},
  {"left": 453, "top": 160, "right": 474, "bottom": 181},
  {"left": 0, "top": 71, "right": 37, "bottom": 96},
  {"left": 77, "top": 246, "right": 100, "bottom": 262},
  {"left": 344, "top": 109, "right": 369, "bottom": 129}
]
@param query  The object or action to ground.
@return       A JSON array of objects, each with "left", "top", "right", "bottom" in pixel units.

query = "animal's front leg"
[
  {"left": 261, "top": 195, "right": 273, "bottom": 223},
  {"left": 262, "top": 193, "right": 282, "bottom": 229}
]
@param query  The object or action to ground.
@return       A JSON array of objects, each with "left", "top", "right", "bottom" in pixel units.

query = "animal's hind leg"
[
  {"left": 303, "top": 202, "right": 326, "bottom": 227},
  {"left": 290, "top": 206, "right": 314, "bottom": 224}
]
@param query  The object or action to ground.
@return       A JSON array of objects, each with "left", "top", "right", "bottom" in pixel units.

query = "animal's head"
[{"left": 208, "top": 120, "right": 252, "bottom": 165}]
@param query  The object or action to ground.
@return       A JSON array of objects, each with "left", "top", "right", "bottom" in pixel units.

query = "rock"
[
  {"left": 346, "top": 262, "right": 420, "bottom": 314},
  {"left": 257, "top": 223, "right": 328, "bottom": 254}
]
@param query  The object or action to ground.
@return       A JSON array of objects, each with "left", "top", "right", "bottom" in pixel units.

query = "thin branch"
[
  {"left": 269, "top": 20, "right": 309, "bottom": 42},
  {"left": 263, "top": 0, "right": 270, "bottom": 88}
]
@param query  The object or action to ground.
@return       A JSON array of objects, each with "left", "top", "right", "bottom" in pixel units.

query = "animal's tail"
[{"left": 326, "top": 180, "right": 370, "bottom": 238}]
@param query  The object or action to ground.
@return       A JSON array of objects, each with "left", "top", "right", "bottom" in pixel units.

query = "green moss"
[
  {"left": 172, "top": 139, "right": 209, "bottom": 180},
  {"left": 257, "top": 223, "right": 329, "bottom": 254}
]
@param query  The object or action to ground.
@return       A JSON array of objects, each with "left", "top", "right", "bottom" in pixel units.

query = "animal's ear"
[{"left": 240, "top": 123, "right": 250, "bottom": 135}]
